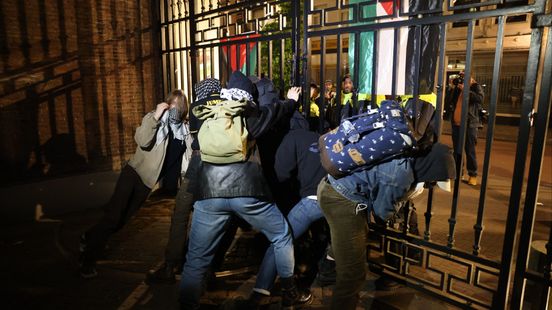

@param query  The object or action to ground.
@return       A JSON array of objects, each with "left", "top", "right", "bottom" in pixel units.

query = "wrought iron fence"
[{"left": 158, "top": 0, "right": 552, "bottom": 308}]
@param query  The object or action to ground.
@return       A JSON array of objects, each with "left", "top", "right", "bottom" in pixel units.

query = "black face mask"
[{"left": 168, "top": 107, "right": 182, "bottom": 124}]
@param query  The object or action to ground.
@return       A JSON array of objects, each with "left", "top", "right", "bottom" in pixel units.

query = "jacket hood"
[
  {"left": 290, "top": 111, "right": 309, "bottom": 130},
  {"left": 255, "top": 78, "right": 279, "bottom": 106},
  {"left": 228, "top": 71, "right": 254, "bottom": 96}
]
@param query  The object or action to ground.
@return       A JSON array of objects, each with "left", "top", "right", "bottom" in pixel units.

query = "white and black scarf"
[
  {"left": 155, "top": 111, "right": 189, "bottom": 146},
  {"left": 220, "top": 87, "right": 253, "bottom": 102}
]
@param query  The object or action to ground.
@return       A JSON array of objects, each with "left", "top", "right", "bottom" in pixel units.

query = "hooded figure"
[
  {"left": 179, "top": 72, "right": 309, "bottom": 309},
  {"left": 255, "top": 77, "right": 280, "bottom": 106}
]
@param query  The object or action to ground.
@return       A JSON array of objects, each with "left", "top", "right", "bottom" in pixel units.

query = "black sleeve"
[
  {"left": 245, "top": 99, "right": 297, "bottom": 138},
  {"left": 188, "top": 101, "right": 201, "bottom": 133},
  {"left": 274, "top": 134, "right": 297, "bottom": 182}
]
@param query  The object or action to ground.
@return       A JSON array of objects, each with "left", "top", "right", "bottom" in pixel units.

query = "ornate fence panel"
[
  {"left": 158, "top": 0, "right": 299, "bottom": 100},
  {"left": 158, "top": 0, "right": 552, "bottom": 308}
]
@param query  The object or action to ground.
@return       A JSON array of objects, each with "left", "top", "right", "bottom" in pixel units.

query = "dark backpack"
[{"left": 403, "top": 98, "right": 436, "bottom": 153}]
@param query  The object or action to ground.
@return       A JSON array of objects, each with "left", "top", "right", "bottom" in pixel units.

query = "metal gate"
[{"left": 157, "top": 0, "right": 552, "bottom": 309}]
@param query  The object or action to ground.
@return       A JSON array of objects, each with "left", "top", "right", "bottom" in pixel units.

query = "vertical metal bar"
[
  {"left": 411, "top": 25, "right": 422, "bottom": 126},
  {"left": 473, "top": 15, "right": 505, "bottom": 256},
  {"left": 447, "top": 19, "right": 474, "bottom": 249},
  {"left": 280, "top": 38, "right": 285, "bottom": 92},
  {"left": 176, "top": 4, "right": 183, "bottom": 91},
  {"left": 424, "top": 185, "right": 435, "bottom": 241},
  {"left": 179, "top": 48, "right": 184, "bottom": 92},
  {"left": 371, "top": 30, "right": 378, "bottom": 108},
  {"left": 183, "top": 13, "right": 192, "bottom": 96},
  {"left": 256, "top": 41, "right": 261, "bottom": 77},
  {"left": 510, "top": 23, "right": 552, "bottom": 309},
  {"left": 189, "top": 0, "right": 198, "bottom": 99},
  {"left": 219, "top": 45, "right": 223, "bottom": 81},
  {"left": 164, "top": 0, "right": 171, "bottom": 92},
  {"left": 353, "top": 32, "right": 360, "bottom": 109},
  {"left": 211, "top": 47, "right": 215, "bottom": 78},
  {"left": 203, "top": 48, "right": 207, "bottom": 80},
  {"left": 187, "top": 16, "right": 196, "bottom": 100},
  {"left": 335, "top": 34, "right": 341, "bottom": 114},
  {"left": 319, "top": 36, "right": 326, "bottom": 131},
  {"left": 302, "top": 0, "right": 310, "bottom": 119},
  {"left": 417, "top": 22, "right": 437, "bottom": 241},
  {"left": 391, "top": 27, "right": 399, "bottom": 99},
  {"left": 171, "top": 2, "right": 178, "bottom": 90},
  {"left": 492, "top": 4, "right": 546, "bottom": 307},
  {"left": 434, "top": 22, "right": 447, "bottom": 141},
  {"left": 268, "top": 40, "right": 273, "bottom": 79},
  {"left": 152, "top": 0, "right": 164, "bottom": 104},
  {"left": 291, "top": 0, "right": 300, "bottom": 86}
]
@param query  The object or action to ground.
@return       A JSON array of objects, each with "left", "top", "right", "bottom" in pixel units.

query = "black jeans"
[
  {"left": 317, "top": 179, "right": 368, "bottom": 310},
  {"left": 451, "top": 125, "right": 478, "bottom": 177},
  {"left": 84, "top": 165, "right": 151, "bottom": 262}
]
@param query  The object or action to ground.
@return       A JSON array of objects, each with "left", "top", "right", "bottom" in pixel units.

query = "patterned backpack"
[{"left": 319, "top": 100, "right": 415, "bottom": 179}]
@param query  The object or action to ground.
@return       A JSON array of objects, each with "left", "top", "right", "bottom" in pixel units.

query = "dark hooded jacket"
[
  {"left": 196, "top": 72, "right": 297, "bottom": 200},
  {"left": 274, "top": 111, "right": 327, "bottom": 198}
]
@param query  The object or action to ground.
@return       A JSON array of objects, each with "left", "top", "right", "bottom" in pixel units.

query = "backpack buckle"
[
  {"left": 390, "top": 109, "right": 402, "bottom": 117},
  {"left": 342, "top": 120, "right": 360, "bottom": 143}
]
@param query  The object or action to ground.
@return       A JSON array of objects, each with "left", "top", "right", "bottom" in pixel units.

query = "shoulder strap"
[{"left": 192, "top": 100, "right": 247, "bottom": 120}]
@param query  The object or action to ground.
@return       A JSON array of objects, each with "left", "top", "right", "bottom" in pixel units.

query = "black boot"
[
  {"left": 146, "top": 261, "right": 178, "bottom": 284},
  {"left": 280, "top": 277, "right": 312, "bottom": 309}
]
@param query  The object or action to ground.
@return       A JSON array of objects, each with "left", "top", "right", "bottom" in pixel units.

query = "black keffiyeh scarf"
[{"left": 194, "top": 78, "right": 222, "bottom": 101}]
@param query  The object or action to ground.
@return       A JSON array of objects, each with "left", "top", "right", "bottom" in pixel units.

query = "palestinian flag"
[
  {"left": 349, "top": 0, "right": 439, "bottom": 103},
  {"left": 221, "top": 33, "right": 260, "bottom": 78}
]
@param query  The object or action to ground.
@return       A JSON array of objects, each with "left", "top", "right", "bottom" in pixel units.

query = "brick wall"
[{"left": 0, "top": 0, "right": 161, "bottom": 185}]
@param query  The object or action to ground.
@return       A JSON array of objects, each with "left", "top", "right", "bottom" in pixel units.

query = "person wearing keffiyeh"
[
  {"left": 80, "top": 90, "right": 191, "bottom": 279},
  {"left": 178, "top": 71, "right": 311, "bottom": 309}
]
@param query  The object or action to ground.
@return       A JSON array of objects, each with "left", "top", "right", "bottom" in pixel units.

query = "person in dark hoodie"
[
  {"left": 250, "top": 111, "right": 327, "bottom": 304},
  {"left": 178, "top": 71, "right": 308, "bottom": 309},
  {"left": 253, "top": 77, "right": 297, "bottom": 214}
]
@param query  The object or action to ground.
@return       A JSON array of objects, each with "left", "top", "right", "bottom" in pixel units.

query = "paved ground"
[{"left": 1, "top": 126, "right": 551, "bottom": 309}]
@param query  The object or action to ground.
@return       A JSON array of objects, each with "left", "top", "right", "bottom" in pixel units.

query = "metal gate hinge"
[{"left": 531, "top": 14, "right": 552, "bottom": 28}]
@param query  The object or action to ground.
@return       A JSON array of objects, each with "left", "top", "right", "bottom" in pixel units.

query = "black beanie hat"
[{"left": 227, "top": 71, "right": 254, "bottom": 95}]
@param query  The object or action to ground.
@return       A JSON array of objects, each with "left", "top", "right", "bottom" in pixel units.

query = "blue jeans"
[
  {"left": 328, "top": 158, "right": 414, "bottom": 221},
  {"left": 179, "top": 197, "right": 294, "bottom": 309},
  {"left": 254, "top": 198, "right": 324, "bottom": 294}
]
